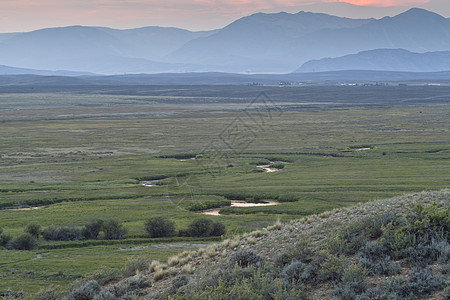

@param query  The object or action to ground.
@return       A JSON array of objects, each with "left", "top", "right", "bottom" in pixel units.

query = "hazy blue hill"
[
  {"left": 167, "top": 11, "right": 372, "bottom": 72},
  {"left": 290, "top": 8, "right": 450, "bottom": 64},
  {"left": 170, "top": 8, "right": 450, "bottom": 73},
  {"left": 296, "top": 49, "right": 450, "bottom": 72},
  {"left": 0, "top": 26, "right": 215, "bottom": 74},
  {"left": 96, "top": 26, "right": 215, "bottom": 61},
  {"left": 0, "top": 64, "right": 93, "bottom": 76}
]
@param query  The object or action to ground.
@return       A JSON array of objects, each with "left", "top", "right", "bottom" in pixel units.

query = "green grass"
[{"left": 0, "top": 87, "right": 449, "bottom": 295}]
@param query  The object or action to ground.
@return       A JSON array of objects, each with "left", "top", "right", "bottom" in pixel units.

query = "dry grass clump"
[
  {"left": 205, "top": 244, "right": 218, "bottom": 258},
  {"left": 229, "top": 236, "right": 241, "bottom": 249},
  {"left": 168, "top": 256, "right": 180, "bottom": 267},
  {"left": 150, "top": 260, "right": 165, "bottom": 273},
  {"left": 182, "top": 264, "right": 195, "bottom": 274},
  {"left": 267, "top": 218, "right": 282, "bottom": 231},
  {"left": 247, "top": 237, "right": 256, "bottom": 245}
]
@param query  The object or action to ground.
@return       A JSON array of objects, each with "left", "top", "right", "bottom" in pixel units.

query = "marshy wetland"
[{"left": 0, "top": 85, "right": 449, "bottom": 294}]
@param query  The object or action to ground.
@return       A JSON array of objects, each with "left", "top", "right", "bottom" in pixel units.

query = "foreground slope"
[{"left": 59, "top": 190, "right": 449, "bottom": 299}]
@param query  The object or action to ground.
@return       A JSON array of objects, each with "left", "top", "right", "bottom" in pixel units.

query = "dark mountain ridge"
[{"left": 296, "top": 49, "right": 450, "bottom": 72}]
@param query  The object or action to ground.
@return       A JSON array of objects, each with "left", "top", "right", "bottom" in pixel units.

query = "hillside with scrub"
[{"left": 43, "top": 190, "right": 449, "bottom": 300}]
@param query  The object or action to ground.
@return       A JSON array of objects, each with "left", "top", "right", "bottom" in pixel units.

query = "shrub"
[
  {"left": 402, "top": 243, "right": 440, "bottom": 267},
  {"left": 281, "top": 261, "right": 308, "bottom": 284},
  {"left": 404, "top": 267, "right": 446, "bottom": 297},
  {"left": 192, "top": 266, "right": 305, "bottom": 300},
  {"left": 269, "top": 162, "right": 285, "bottom": 169},
  {"left": 328, "top": 223, "right": 367, "bottom": 255},
  {"left": 34, "top": 285, "right": 62, "bottom": 300},
  {"left": 101, "top": 219, "right": 127, "bottom": 240},
  {"left": 290, "top": 240, "right": 313, "bottom": 263},
  {"left": 170, "top": 275, "right": 189, "bottom": 294},
  {"left": 43, "top": 225, "right": 81, "bottom": 241},
  {"left": 210, "top": 221, "right": 226, "bottom": 236},
  {"left": 82, "top": 219, "right": 104, "bottom": 240},
  {"left": 9, "top": 233, "right": 37, "bottom": 250},
  {"left": 187, "top": 218, "right": 213, "bottom": 237},
  {"left": 361, "top": 212, "right": 401, "bottom": 239},
  {"left": 229, "top": 250, "right": 263, "bottom": 268},
  {"left": 123, "top": 276, "right": 151, "bottom": 292},
  {"left": 354, "top": 287, "right": 385, "bottom": 300},
  {"left": 84, "top": 267, "right": 120, "bottom": 286},
  {"left": 93, "top": 290, "right": 115, "bottom": 300},
  {"left": 25, "top": 222, "right": 41, "bottom": 238},
  {"left": 318, "top": 255, "right": 346, "bottom": 281},
  {"left": 0, "top": 233, "right": 11, "bottom": 247},
  {"left": 144, "top": 217, "right": 175, "bottom": 238},
  {"left": 407, "top": 202, "right": 450, "bottom": 240},
  {"left": 64, "top": 280, "right": 101, "bottom": 300},
  {"left": 356, "top": 242, "right": 400, "bottom": 276},
  {"left": 332, "top": 264, "right": 369, "bottom": 300},
  {"left": 186, "top": 218, "right": 226, "bottom": 237},
  {"left": 122, "top": 256, "right": 152, "bottom": 277},
  {"left": 274, "top": 252, "right": 292, "bottom": 269},
  {"left": 383, "top": 267, "right": 447, "bottom": 298},
  {"left": 442, "top": 263, "right": 450, "bottom": 275}
]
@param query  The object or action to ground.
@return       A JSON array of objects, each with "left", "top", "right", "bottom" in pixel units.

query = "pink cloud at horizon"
[{"left": 335, "top": 0, "right": 428, "bottom": 6}]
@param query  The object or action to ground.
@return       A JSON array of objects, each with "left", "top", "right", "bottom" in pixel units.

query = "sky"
[{"left": 0, "top": 0, "right": 448, "bottom": 33}]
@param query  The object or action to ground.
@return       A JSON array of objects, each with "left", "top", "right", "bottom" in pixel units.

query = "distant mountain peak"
[{"left": 396, "top": 7, "right": 445, "bottom": 19}]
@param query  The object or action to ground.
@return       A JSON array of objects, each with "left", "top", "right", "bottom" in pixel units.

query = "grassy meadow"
[{"left": 0, "top": 86, "right": 449, "bottom": 294}]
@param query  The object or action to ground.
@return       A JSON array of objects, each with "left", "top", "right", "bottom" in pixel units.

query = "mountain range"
[
  {"left": 296, "top": 49, "right": 450, "bottom": 73},
  {"left": 0, "top": 8, "right": 450, "bottom": 74}
]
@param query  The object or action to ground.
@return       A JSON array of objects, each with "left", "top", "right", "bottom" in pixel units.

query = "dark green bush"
[
  {"left": 0, "top": 233, "right": 12, "bottom": 247},
  {"left": 144, "top": 217, "right": 175, "bottom": 238},
  {"left": 269, "top": 162, "right": 285, "bottom": 169},
  {"left": 186, "top": 199, "right": 231, "bottom": 212},
  {"left": 229, "top": 250, "right": 263, "bottom": 268},
  {"left": 43, "top": 225, "right": 81, "bottom": 241},
  {"left": 82, "top": 219, "right": 104, "bottom": 240},
  {"left": 25, "top": 222, "right": 41, "bottom": 238},
  {"left": 185, "top": 218, "right": 226, "bottom": 237},
  {"left": 210, "top": 221, "right": 226, "bottom": 236},
  {"left": 9, "top": 233, "right": 37, "bottom": 250},
  {"left": 187, "top": 218, "right": 213, "bottom": 237},
  {"left": 101, "top": 219, "right": 127, "bottom": 240},
  {"left": 406, "top": 202, "right": 450, "bottom": 240}
]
